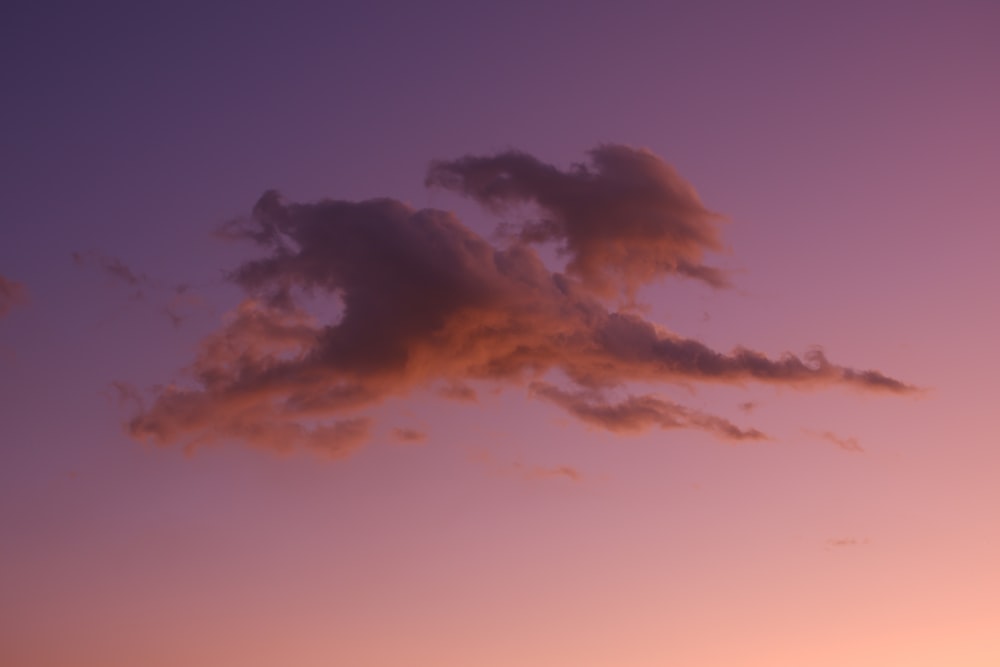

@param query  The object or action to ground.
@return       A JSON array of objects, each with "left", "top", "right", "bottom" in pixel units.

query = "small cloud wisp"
[
  {"left": 0, "top": 274, "right": 27, "bottom": 318},
  {"left": 808, "top": 429, "right": 865, "bottom": 454}
]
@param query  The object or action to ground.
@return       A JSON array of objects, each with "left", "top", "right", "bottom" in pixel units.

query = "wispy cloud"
[
  {"left": 530, "top": 381, "right": 767, "bottom": 442},
  {"left": 0, "top": 274, "right": 27, "bottom": 319},
  {"left": 437, "top": 381, "right": 478, "bottom": 403},
  {"left": 72, "top": 251, "right": 149, "bottom": 295},
  {"left": 470, "top": 449, "right": 583, "bottom": 483},
  {"left": 391, "top": 427, "right": 428, "bottom": 444},
  {"left": 826, "top": 537, "right": 869, "bottom": 548},
  {"left": 511, "top": 462, "right": 582, "bottom": 482},
  {"left": 807, "top": 429, "right": 864, "bottom": 453},
  {"left": 125, "top": 145, "right": 916, "bottom": 456},
  {"left": 73, "top": 251, "right": 205, "bottom": 325}
]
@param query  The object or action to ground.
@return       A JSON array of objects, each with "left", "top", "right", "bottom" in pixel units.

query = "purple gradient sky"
[{"left": 3, "top": 2, "right": 1000, "bottom": 665}]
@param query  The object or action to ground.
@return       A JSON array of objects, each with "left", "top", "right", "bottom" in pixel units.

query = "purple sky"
[{"left": 3, "top": 2, "right": 1000, "bottom": 665}]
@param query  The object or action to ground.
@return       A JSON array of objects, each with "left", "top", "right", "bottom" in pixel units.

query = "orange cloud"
[
  {"left": 530, "top": 382, "right": 767, "bottom": 441},
  {"left": 126, "top": 146, "right": 915, "bottom": 456}
]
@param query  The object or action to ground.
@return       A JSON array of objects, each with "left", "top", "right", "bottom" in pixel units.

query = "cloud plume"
[
  {"left": 127, "top": 145, "right": 915, "bottom": 456},
  {"left": 427, "top": 145, "right": 729, "bottom": 297},
  {"left": 0, "top": 274, "right": 27, "bottom": 318}
]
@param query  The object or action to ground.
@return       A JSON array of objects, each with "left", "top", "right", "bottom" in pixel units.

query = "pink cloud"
[{"left": 126, "top": 146, "right": 915, "bottom": 456}]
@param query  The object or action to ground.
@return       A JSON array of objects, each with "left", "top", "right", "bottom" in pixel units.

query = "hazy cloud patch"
[
  {"left": 808, "top": 429, "right": 864, "bottom": 453},
  {"left": 470, "top": 448, "right": 582, "bottom": 483},
  {"left": 437, "top": 381, "right": 478, "bottom": 403},
  {"left": 74, "top": 251, "right": 208, "bottom": 326},
  {"left": 0, "top": 274, "right": 27, "bottom": 318},
  {"left": 391, "top": 427, "right": 428, "bottom": 444},
  {"left": 512, "top": 462, "right": 582, "bottom": 482},
  {"left": 826, "top": 537, "right": 869, "bottom": 548},
  {"left": 73, "top": 251, "right": 149, "bottom": 293}
]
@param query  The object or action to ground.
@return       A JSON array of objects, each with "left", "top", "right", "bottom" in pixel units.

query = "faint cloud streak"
[
  {"left": 391, "top": 428, "right": 428, "bottom": 444},
  {"left": 0, "top": 274, "right": 27, "bottom": 318},
  {"left": 807, "top": 429, "right": 864, "bottom": 453}
]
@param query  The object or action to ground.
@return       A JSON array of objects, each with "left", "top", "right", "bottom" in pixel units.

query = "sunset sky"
[{"left": 2, "top": 2, "right": 1000, "bottom": 666}]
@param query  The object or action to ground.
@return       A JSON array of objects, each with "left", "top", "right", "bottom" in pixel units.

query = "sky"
[{"left": 2, "top": 1, "right": 999, "bottom": 665}]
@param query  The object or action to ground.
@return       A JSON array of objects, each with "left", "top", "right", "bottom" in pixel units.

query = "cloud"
[
  {"left": 437, "top": 381, "right": 478, "bottom": 402},
  {"left": 0, "top": 274, "right": 27, "bottom": 318},
  {"left": 73, "top": 251, "right": 149, "bottom": 289},
  {"left": 470, "top": 449, "right": 582, "bottom": 483},
  {"left": 808, "top": 429, "right": 864, "bottom": 453},
  {"left": 391, "top": 427, "right": 427, "bottom": 444},
  {"left": 826, "top": 537, "right": 868, "bottom": 548},
  {"left": 127, "top": 145, "right": 916, "bottom": 456},
  {"left": 511, "top": 462, "right": 582, "bottom": 482},
  {"left": 530, "top": 382, "right": 767, "bottom": 441},
  {"left": 427, "top": 144, "right": 729, "bottom": 298},
  {"left": 105, "top": 380, "right": 144, "bottom": 409},
  {"left": 163, "top": 285, "right": 204, "bottom": 327},
  {"left": 74, "top": 251, "right": 206, "bottom": 325}
]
